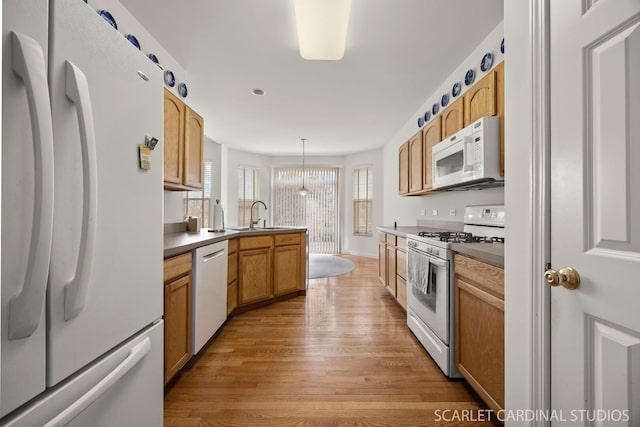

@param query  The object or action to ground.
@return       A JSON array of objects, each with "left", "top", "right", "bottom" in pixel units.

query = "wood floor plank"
[{"left": 165, "top": 255, "right": 494, "bottom": 426}]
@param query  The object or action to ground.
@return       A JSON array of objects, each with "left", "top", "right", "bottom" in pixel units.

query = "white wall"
[
  {"left": 343, "top": 148, "right": 384, "bottom": 258},
  {"left": 383, "top": 22, "right": 505, "bottom": 226}
]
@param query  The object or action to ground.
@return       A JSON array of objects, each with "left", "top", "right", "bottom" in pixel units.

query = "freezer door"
[
  {"left": 1, "top": 0, "right": 51, "bottom": 416},
  {"left": 1, "top": 321, "right": 163, "bottom": 427},
  {"left": 46, "top": 0, "right": 164, "bottom": 386}
]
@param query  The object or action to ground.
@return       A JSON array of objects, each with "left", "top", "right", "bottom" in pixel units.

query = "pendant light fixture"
[{"left": 297, "top": 138, "right": 311, "bottom": 196}]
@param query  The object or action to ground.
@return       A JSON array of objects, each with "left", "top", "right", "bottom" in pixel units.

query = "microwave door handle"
[{"left": 462, "top": 136, "right": 474, "bottom": 172}]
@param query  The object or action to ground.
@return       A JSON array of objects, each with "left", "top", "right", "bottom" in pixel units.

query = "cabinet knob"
[{"left": 544, "top": 267, "right": 580, "bottom": 290}]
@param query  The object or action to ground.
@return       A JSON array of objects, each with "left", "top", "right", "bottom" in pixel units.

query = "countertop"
[
  {"left": 376, "top": 224, "right": 504, "bottom": 268},
  {"left": 164, "top": 227, "right": 308, "bottom": 258}
]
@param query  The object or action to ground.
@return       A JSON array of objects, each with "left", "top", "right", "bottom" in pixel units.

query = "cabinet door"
[
  {"left": 378, "top": 241, "right": 386, "bottom": 285},
  {"left": 494, "top": 61, "right": 505, "bottom": 176},
  {"left": 163, "top": 89, "right": 184, "bottom": 185},
  {"left": 396, "top": 276, "right": 407, "bottom": 310},
  {"left": 183, "top": 106, "right": 204, "bottom": 188},
  {"left": 398, "top": 142, "right": 409, "bottom": 194},
  {"left": 408, "top": 130, "right": 423, "bottom": 193},
  {"left": 464, "top": 71, "right": 496, "bottom": 126},
  {"left": 455, "top": 278, "right": 504, "bottom": 412},
  {"left": 422, "top": 115, "right": 441, "bottom": 191},
  {"left": 238, "top": 248, "right": 272, "bottom": 305},
  {"left": 441, "top": 98, "right": 464, "bottom": 140},
  {"left": 164, "top": 274, "right": 192, "bottom": 385},
  {"left": 386, "top": 245, "right": 397, "bottom": 297},
  {"left": 273, "top": 245, "right": 301, "bottom": 296}
]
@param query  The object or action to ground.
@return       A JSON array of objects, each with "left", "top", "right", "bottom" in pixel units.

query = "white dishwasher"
[{"left": 192, "top": 240, "right": 228, "bottom": 354}]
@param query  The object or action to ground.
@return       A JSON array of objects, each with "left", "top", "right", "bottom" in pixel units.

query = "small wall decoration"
[
  {"left": 441, "top": 93, "right": 449, "bottom": 108},
  {"left": 464, "top": 68, "right": 475, "bottom": 86},
  {"left": 424, "top": 111, "right": 431, "bottom": 122},
  {"left": 164, "top": 70, "right": 176, "bottom": 87},
  {"left": 480, "top": 52, "right": 493, "bottom": 72},
  {"left": 178, "top": 82, "right": 188, "bottom": 98},
  {"left": 432, "top": 103, "right": 439, "bottom": 115},
  {"left": 452, "top": 82, "right": 461, "bottom": 98}
]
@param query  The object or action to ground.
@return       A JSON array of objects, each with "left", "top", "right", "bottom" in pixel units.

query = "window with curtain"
[
  {"left": 238, "top": 166, "right": 260, "bottom": 227},
  {"left": 183, "top": 161, "right": 212, "bottom": 227},
  {"left": 353, "top": 166, "right": 373, "bottom": 235},
  {"left": 273, "top": 167, "right": 340, "bottom": 254}
]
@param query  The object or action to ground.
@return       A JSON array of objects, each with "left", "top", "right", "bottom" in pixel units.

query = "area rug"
[{"left": 308, "top": 254, "right": 356, "bottom": 279}]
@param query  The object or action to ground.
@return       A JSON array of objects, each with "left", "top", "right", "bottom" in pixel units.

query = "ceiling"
[{"left": 120, "top": 0, "right": 504, "bottom": 156}]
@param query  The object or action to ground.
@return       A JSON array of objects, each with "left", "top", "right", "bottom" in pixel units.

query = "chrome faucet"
[{"left": 249, "top": 200, "right": 268, "bottom": 229}]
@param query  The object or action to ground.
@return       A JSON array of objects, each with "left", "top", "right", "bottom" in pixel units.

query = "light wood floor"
[{"left": 165, "top": 255, "right": 493, "bottom": 426}]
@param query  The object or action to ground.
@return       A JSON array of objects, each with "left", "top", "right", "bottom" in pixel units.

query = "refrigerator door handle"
[
  {"left": 8, "top": 32, "right": 55, "bottom": 339},
  {"left": 43, "top": 337, "right": 151, "bottom": 427},
  {"left": 62, "top": 61, "right": 98, "bottom": 321}
]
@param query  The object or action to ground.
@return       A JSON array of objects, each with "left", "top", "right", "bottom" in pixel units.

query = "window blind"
[
  {"left": 353, "top": 166, "right": 373, "bottom": 235},
  {"left": 238, "top": 166, "right": 259, "bottom": 227},
  {"left": 183, "top": 161, "right": 212, "bottom": 227}
]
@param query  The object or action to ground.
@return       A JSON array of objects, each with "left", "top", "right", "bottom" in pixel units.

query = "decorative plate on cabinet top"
[
  {"left": 424, "top": 111, "right": 431, "bottom": 122},
  {"left": 464, "top": 68, "right": 475, "bottom": 86},
  {"left": 452, "top": 82, "right": 461, "bottom": 98},
  {"left": 418, "top": 117, "right": 424, "bottom": 127},
  {"left": 98, "top": 10, "right": 118, "bottom": 30},
  {"left": 178, "top": 82, "right": 188, "bottom": 98},
  {"left": 147, "top": 53, "right": 159, "bottom": 64},
  {"left": 501, "top": 38, "right": 505, "bottom": 54},
  {"left": 126, "top": 34, "right": 141, "bottom": 50},
  {"left": 441, "top": 93, "right": 449, "bottom": 108},
  {"left": 480, "top": 52, "right": 493, "bottom": 72},
  {"left": 432, "top": 103, "right": 439, "bottom": 115},
  {"left": 164, "top": 70, "right": 175, "bottom": 87}
]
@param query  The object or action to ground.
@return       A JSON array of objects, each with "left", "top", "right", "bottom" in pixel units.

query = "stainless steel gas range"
[{"left": 406, "top": 205, "right": 505, "bottom": 378}]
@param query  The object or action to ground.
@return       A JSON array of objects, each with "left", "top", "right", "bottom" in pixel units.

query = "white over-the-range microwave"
[{"left": 432, "top": 116, "right": 502, "bottom": 190}]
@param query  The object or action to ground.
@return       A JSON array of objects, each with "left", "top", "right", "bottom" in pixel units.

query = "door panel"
[
  {"left": 47, "top": 0, "right": 163, "bottom": 386},
  {"left": 550, "top": 0, "right": 640, "bottom": 423},
  {"left": 1, "top": 0, "right": 50, "bottom": 415}
]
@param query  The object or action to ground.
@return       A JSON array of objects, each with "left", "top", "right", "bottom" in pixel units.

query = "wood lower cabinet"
[
  {"left": 235, "top": 232, "right": 306, "bottom": 310},
  {"left": 163, "top": 252, "right": 192, "bottom": 385},
  {"left": 227, "top": 238, "right": 238, "bottom": 315},
  {"left": 378, "top": 231, "right": 406, "bottom": 310},
  {"left": 164, "top": 89, "right": 204, "bottom": 191},
  {"left": 454, "top": 254, "right": 504, "bottom": 413}
]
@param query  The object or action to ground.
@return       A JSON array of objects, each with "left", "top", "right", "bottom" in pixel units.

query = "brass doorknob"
[{"left": 545, "top": 267, "right": 580, "bottom": 290}]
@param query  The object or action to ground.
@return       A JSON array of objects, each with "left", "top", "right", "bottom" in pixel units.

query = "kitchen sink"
[{"left": 228, "top": 226, "right": 290, "bottom": 232}]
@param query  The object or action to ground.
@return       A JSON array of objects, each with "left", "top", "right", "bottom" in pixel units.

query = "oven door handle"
[{"left": 428, "top": 257, "right": 448, "bottom": 269}]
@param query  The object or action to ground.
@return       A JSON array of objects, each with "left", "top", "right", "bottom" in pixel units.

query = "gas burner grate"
[{"left": 416, "top": 231, "right": 504, "bottom": 244}]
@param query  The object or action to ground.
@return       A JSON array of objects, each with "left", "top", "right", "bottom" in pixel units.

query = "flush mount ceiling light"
[
  {"left": 297, "top": 138, "right": 312, "bottom": 196},
  {"left": 294, "top": 0, "right": 352, "bottom": 60}
]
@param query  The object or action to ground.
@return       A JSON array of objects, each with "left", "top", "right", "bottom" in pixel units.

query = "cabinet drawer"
[
  {"left": 164, "top": 252, "right": 192, "bottom": 283},
  {"left": 228, "top": 238, "right": 238, "bottom": 254},
  {"left": 228, "top": 251, "right": 238, "bottom": 284},
  {"left": 239, "top": 235, "right": 273, "bottom": 250},
  {"left": 397, "top": 236, "right": 407, "bottom": 250},
  {"left": 386, "top": 234, "right": 397, "bottom": 246},
  {"left": 275, "top": 233, "right": 301, "bottom": 246},
  {"left": 454, "top": 254, "right": 504, "bottom": 299}
]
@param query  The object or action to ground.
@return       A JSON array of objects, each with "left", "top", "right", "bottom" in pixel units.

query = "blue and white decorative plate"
[
  {"left": 465, "top": 68, "right": 475, "bottom": 86},
  {"left": 178, "top": 82, "right": 188, "bottom": 98},
  {"left": 432, "top": 103, "right": 439, "bottom": 115},
  {"left": 147, "top": 53, "right": 159, "bottom": 64},
  {"left": 481, "top": 52, "right": 493, "bottom": 72},
  {"left": 164, "top": 70, "right": 175, "bottom": 87},
  {"left": 452, "top": 82, "right": 461, "bottom": 98},
  {"left": 500, "top": 38, "right": 505, "bottom": 54},
  {"left": 126, "top": 34, "right": 141, "bottom": 50},
  {"left": 424, "top": 111, "right": 431, "bottom": 122},
  {"left": 98, "top": 10, "right": 118, "bottom": 30},
  {"left": 418, "top": 117, "right": 424, "bottom": 127},
  {"left": 441, "top": 93, "right": 449, "bottom": 108}
]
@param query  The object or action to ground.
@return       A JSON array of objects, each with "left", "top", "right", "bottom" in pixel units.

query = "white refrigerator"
[{"left": 1, "top": 0, "right": 164, "bottom": 424}]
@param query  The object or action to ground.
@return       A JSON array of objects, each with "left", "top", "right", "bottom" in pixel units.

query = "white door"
[
  {"left": 46, "top": 0, "right": 163, "bottom": 386},
  {"left": 550, "top": 0, "right": 640, "bottom": 424},
  {"left": 1, "top": 0, "right": 52, "bottom": 416}
]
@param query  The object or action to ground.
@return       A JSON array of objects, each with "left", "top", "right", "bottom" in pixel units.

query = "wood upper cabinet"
[
  {"left": 163, "top": 252, "right": 193, "bottom": 385},
  {"left": 494, "top": 61, "right": 505, "bottom": 176},
  {"left": 464, "top": 71, "right": 496, "bottom": 126},
  {"left": 441, "top": 98, "right": 464, "bottom": 140},
  {"left": 398, "top": 142, "right": 409, "bottom": 195},
  {"left": 454, "top": 254, "right": 504, "bottom": 413},
  {"left": 163, "top": 90, "right": 184, "bottom": 185},
  {"left": 163, "top": 89, "right": 204, "bottom": 190},
  {"left": 422, "top": 115, "right": 441, "bottom": 191},
  {"left": 408, "top": 130, "right": 423, "bottom": 193}
]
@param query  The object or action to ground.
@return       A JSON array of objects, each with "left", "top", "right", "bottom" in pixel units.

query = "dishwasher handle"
[{"left": 202, "top": 249, "right": 225, "bottom": 262}]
